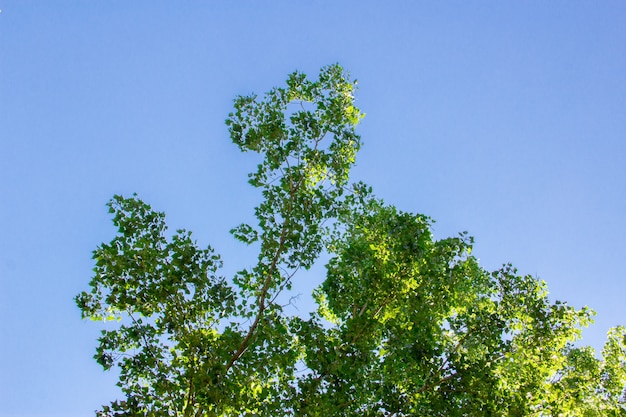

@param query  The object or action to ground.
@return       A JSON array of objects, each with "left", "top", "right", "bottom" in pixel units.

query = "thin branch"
[
  {"left": 224, "top": 126, "right": 332, "bottom": 377},
  {"left": 224, "top": 219, "right": 290, "bottom": 373}
]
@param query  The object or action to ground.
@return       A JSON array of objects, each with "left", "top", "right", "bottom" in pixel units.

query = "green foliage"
[{"left": 77, "top": 65, "right": 626, "bottom": 416}]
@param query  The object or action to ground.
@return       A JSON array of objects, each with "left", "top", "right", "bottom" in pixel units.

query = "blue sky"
[{"left": 1, "top": 2, "right": 625, "bottom": 416}]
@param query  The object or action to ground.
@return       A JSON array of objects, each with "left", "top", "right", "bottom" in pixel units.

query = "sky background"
[{"left": 1, "top": 2, "right": 625, "bottom": 416}]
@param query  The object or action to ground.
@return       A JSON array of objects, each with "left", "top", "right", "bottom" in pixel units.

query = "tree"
[{"left": 77, "top": 64, "right": 626, "bottom": 416}]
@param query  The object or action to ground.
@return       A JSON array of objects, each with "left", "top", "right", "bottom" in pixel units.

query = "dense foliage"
[{"left": 77, "top": 65, "right": 626, "bottom": 416}]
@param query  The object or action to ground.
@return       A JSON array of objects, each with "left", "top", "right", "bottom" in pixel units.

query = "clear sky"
[{"left": 1, "top": 2, "right": 625, "bottom": 416}]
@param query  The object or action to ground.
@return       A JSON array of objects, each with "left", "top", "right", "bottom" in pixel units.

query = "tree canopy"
[{"left": 77, "top": 64, "right": 626, "bottom": 416}]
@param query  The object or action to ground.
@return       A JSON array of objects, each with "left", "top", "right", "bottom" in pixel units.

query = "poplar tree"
[{"left": 77, "top": 65, "right": 626, "bottom": 416}]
